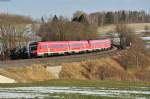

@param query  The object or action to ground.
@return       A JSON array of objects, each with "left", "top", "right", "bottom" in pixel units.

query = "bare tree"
[
  {"left": 39, "top": 15, "right": 98, "bottom": 41},
  {"left": 0, "top": 24, "right": 31, "bottom": 60},
  {"left": 115, "top": 23, "right": 133, "bottom": 49}
]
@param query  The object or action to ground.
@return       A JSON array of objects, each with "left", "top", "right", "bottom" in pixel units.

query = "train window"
[
  {"left": 70, "top": 43, "right": 83, "bottom": 47},
  {"left": 30, "top": 45, "right": 37, "bottom": 51},
  {"left": 41, "top": 45, "right": 47, "bottom": 49},
  {"left": 49, "top": 44, "right": 67, "bottom": 48}
]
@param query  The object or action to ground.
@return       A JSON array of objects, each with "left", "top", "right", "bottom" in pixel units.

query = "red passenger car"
[
  {"left": 29, "top": 41, "right": 69, "bottom": 57},
  {"left": 89, "top": 39, "right": 111, "bottom": 50},
  {"left": 68, "top": 41, "right": 91, "bottom": 53}
]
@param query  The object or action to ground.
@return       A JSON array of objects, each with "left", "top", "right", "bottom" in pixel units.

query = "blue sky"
[{"left": 0, "top": 0, "right": 150, "bottom": 18}]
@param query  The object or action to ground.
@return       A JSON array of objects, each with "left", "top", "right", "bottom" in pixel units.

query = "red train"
[{"left": 28, "top": 39, "right": 111, "bottom": 57}]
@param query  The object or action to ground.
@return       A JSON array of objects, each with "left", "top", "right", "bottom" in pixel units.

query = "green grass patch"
[
  {"left": 43, "top": 93, "right": 118, "bottom": 99},
  {"left": 0, "top": 80, "right": 149, "bottom": 88}
]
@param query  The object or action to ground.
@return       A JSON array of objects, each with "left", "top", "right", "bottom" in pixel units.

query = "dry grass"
[
  {"left": 0, "top": 64, "right": 54, "bottom": 83},
  {"left": 134, "top": 66, "right": 150, "bottom": 82},
  {"left": 128, "top": 23, "right": 150, "bottom": 31},
  {"left": 98, "top": 23, "right": 150, "bottom": 33},
  {"left": 98, "top": 24, "right": 115, "bottom": 33},
  {"left": 60, "top": 56, "right": 150, "bottom": 82},
  {"left": 0, "top": 50, "right": 149, "bottom": 83},
  {"left": 59, "top": 62, "right": 86, "bottom": 80},
  {"left": 60, "top": 58, "right": 130, "bottom": 81}
]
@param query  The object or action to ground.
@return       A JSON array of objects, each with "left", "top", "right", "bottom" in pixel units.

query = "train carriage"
[
  {"left": 38, "top": 41, "right": 69, "bottom": 56},
  {"left": 89, "top": 39, "right": 111, "bottom": 50},
  {"left": 28, "top": 38, "right": 111, "bottom": 58},
  {"left": 68, "top": 41, "right": 91, "bottom": 53},
  {"left": 29, "top": 41, "right": 69, "bottom": 57}
]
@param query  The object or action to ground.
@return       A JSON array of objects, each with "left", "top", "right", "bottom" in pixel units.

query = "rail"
[{"left": 0, "top": 47, "right": 121, "bottom": 67}]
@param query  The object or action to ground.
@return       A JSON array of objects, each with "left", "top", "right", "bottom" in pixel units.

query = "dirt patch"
[{"left": 0, "top": 64, "right": 55, "bottom": 83}]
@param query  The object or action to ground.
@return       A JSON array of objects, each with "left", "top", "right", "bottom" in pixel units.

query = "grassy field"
[
  {"left": 43, "top": 93, "right": 118, "bottom": 99},
  {"left": 43, "top": 93, "right": 150, "bottom": 99},
  {"left": 0, "top": 80, "right": 149, "bottom": 99},
  {"left": 98, "top": 23, "right": 150, "bottom": 33},
  {"left": 0, "top": 80, "right": 149, "bottom": 88}
]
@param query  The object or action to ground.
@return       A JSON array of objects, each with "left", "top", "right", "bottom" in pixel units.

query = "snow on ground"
[
  {"left": 0, "top": 86, "right": 149, "bottom": 98},
  {"left": 141, "top": 36, "right": 150, "bottom": 40},
  {"left": 0, "top": 75, "right": 16, "bottom": 83}
]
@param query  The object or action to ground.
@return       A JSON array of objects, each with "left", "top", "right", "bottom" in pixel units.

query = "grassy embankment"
[
  {"left": 0, "top": 64, "right": 54, "bottom": 83},
  {"left": 44, "top": 94, "right": 116, "bottom": 99},
  {"left": 0, "top": 80, "right": 149, "bottom": 88}
]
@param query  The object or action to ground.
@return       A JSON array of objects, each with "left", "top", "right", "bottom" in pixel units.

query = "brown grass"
[
  {"left": 59, "top": 62, "right": 86, "bottom": 80},
  {"left": 134, "top": 66, "right": 150, "bottom": 82},
  {"left": 0, "top": 49, "right": 149, "bottom": 83},
  {"left": 60, "top": 58, "right": 130, "bottom": 81},
  {"left": 0, "top": 64, "right": 54, "bottom": 83},
  {"left": 60, "top": 56, "right": 150, "bottom": 82}
]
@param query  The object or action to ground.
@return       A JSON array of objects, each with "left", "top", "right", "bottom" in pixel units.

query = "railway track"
[{"left": 0, "top": 47, "right": 122, "bottom": 67}]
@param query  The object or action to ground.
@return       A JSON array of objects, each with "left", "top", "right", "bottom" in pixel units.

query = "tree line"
[
  {"left": 39, "top": 10, "right": 150, "bottom": 41},
  {"left": 77, "top": 10, "right": 150, "bottom": 26},
  {"left": 38, "top": 15, "right": 98, "bottom": 41}
]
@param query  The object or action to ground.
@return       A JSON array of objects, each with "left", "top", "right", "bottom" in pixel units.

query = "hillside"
[{"left": 0, "top": 48, "right": 149, "bottom": 83}]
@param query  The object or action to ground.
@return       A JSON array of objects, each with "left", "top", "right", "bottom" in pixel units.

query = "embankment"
[
  {"left": 0, "top": 49, "right": 150, "bottom": 83},
  {"left": 0, "top": 65, "right": 55, "bottom": 83}
]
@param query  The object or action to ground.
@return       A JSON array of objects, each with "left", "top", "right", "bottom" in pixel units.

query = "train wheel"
[
  {"left": 64, "top": 52, "right": 68, "bottom": 56},
  {"left": 44, "top": 54, "right": 48, "bottom": 57}
]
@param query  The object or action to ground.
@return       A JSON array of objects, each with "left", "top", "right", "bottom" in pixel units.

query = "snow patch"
[
  {"left": 0, "top": 87, "right": 149, "bottom": 98},
  {"left": 0, "top": 75, "right": 16, "bottom": 83}
]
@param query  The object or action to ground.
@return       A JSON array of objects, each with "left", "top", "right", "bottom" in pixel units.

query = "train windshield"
[{"left": 29, "top": 42, "right": 37, "bottom": 51}]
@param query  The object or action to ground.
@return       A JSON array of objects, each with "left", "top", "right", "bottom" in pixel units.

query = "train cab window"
[
  {"left": 29, "top": 42, "right": 37, "bottom": 51},
  {"left": 30, "top": 46, "right": 37, "bottom": 50}
]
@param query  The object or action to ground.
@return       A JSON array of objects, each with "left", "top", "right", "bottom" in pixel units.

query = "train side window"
[
  {"left": 49, "top": 44, "right": 67, "bottom": 48},
  {"left": 41, "top": 45, "right": 47, "bottom": 49},
  {"left": 71, "top": 43, "right": 83, "bottom": 47}
]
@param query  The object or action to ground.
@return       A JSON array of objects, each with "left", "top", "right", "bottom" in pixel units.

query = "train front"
[{"left": 28, "top": 42, "right": 38, "bottom": 58}]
